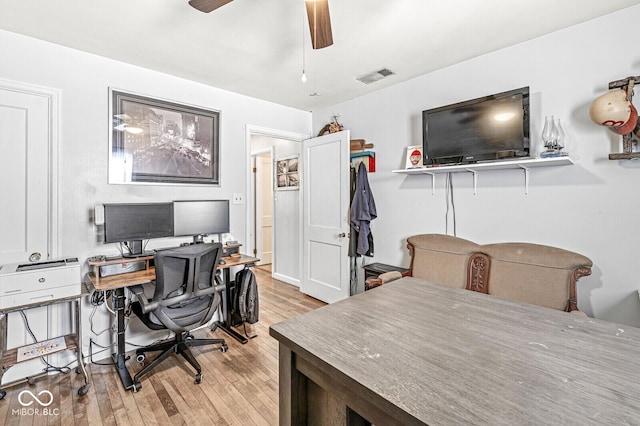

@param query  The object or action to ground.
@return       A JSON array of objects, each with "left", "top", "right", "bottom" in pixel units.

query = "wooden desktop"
[
  {"left": 270, "top": 277, "right": 640, "bottom": 425},
  {"left": 85, "top": 251, "right": 258, "bottom": 392}
]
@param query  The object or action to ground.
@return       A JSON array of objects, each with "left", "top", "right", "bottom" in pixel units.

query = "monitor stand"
[{"left": 122, "top": 240, "right": 148, "bottom": 258}]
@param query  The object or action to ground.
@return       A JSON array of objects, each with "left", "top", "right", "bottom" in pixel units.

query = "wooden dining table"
[{"left": 270, "top": 277, "right": 640, "bottom": 425}]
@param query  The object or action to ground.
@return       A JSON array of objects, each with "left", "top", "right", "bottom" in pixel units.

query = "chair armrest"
[
  {"left": 193, "top": 284, "right": 224, "bottom": 298},
  {"left": 129, "top": 283, "right": 160, "bottom": 313},
  {"left": 194, "top": 274, "right": 226, "bottom": 298}
]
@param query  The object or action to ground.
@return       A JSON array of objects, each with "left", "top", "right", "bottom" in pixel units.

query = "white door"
[
  {"left": 301, "top": 130, "right": 350, "bottom": 303},
  {"left": 256, "top": 153, "right": 273, "bottom": 265},
  {"left": 0, "top": 86, "right": 52, "bottom": 265},
  {"left": 0, "top": 83, "right": 60, "bottom": 383}
]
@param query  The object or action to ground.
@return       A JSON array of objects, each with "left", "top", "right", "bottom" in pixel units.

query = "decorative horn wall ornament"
[{"left": 589, "top": 76, "right": 640, "bottom": 160}]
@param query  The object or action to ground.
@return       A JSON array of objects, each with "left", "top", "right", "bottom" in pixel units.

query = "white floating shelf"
[{"left": 392, "top": 156, "right": 574, "bottom": 194}]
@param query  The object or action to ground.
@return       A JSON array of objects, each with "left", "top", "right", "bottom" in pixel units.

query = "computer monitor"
[
  {"left": 173, "top": 200, "right": 230, "bottom": 243},
  {"left": 103, "top": 203, "right": 174, "bottom": 256}
]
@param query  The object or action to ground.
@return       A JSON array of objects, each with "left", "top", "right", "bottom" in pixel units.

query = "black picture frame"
[{"left": 109, "top": 89, "right": 220, "bottom": 185}]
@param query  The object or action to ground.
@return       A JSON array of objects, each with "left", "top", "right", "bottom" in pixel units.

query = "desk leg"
[
  {"left": 111, "top": 287, "right": 136, "bottom": 391},
  {"left": 74, "top": 298, "right": 90, "bottom": 396},
  {"left": 212, "top": 268, "right": 248, "bottom": 344},
  {"left": 0, "top": 312, "right": 6, "bottom": 400}
]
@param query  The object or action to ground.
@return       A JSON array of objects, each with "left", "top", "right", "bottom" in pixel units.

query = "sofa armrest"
[
  {"left": 364, "top": 278, "right": 382, "bottom": 291},
  {"left": 364, "top": 271, "right": 403, "bottom": 291}
]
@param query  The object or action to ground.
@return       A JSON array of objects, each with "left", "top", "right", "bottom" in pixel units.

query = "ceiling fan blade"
[
  {"left": 306, "top": 0, "right": 333, "bottom": 49},
  {"left": 188, "top": 0, "right": 234, "bottom": 13}
]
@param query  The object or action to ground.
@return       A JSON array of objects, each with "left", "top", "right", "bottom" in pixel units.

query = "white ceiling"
[{"left": 1, "top": 0, "right": 639, "bottom": 111}]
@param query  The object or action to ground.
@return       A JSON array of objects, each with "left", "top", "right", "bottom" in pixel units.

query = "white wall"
[
  {"left": 0, "top": 29, "right": 311, "bottom": 262},
  {"left": 313, "top": 5, "right": 640, "bottom": 326},
  {"left": 0, "top": 29, "right": 311, "bottom": 361}
]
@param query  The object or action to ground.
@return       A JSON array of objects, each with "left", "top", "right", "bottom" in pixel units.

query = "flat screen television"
[
  {"left": 103, "top": 202, "right": 174, "bottom": 256},
  {"left": 422, "top": 87, "right": 530, "bottom": 165},
  {"left": 173, "top": 200, "right": 230, "bottom": 243}
]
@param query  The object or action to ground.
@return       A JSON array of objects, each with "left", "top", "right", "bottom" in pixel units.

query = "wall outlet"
[{"left": 233, "top": 193, "right": 245, "bottom": 204}]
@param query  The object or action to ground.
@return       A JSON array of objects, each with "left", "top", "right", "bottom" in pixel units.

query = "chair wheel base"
[
  {"left": 220, "top": 343, "right": 228, "bottom": 353},
  {"left": 0, "top": 389, "right": 5, "bottom": 400},
  {"left": 132, "top": 382, "right": 142, "bottom": 392},
  {"left": 195, "top": 373, "right": 203, "bottom": 384}
]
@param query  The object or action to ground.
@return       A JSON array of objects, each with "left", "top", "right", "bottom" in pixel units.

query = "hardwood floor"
[{"left": 0, "top": 266, "right": 325, "bottom": 425}]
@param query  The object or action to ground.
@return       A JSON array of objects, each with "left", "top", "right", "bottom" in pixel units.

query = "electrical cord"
[
  {"left": 88, "top": 338, "right": 117, "bottom": 366},
  {"left": 445, "top": 172, "right": 457, "bottom": 236},
  {"left": 18, "top": 311, "right": 72, "bottom": 374},
  {"left": 89, "top": 305, "right": 114, "bottom": 337},
  {"left": 90, "top": 289, "right": 112, "bottom": 306}
]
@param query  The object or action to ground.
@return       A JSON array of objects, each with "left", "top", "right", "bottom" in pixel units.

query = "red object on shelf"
[{"left": 350, "top": 151, "right": 376, "bottom": 172}]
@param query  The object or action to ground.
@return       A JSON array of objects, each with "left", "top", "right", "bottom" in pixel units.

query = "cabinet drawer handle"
[{"left": 4, "top": 289, "right": 21, "bottom": 294}]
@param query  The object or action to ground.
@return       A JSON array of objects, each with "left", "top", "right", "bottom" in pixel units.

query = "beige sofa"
[{"left": 367, "top": 234, "right": 593, "bottom": 313}]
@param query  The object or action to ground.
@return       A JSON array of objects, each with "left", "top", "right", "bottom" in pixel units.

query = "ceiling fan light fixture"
[{"left": 188, "top": 0, "right": 233, "bottom": 13}]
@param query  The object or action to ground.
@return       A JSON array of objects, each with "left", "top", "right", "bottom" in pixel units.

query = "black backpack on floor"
[{"left": 231, "top": 267, "right": 259, "bottom": 327}]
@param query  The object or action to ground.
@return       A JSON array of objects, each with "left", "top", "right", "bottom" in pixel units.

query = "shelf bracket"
[
  {"left": 465, "top": 169, "right": 478, "bottom": 195},
  {"left": 519, "top": 165, "right": 530, "bottom": 194},
  {"left": 424, "top": 172, "right": 435, "bottom": 195}
]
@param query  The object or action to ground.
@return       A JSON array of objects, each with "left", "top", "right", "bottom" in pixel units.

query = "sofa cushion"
[
  {"left": 481, "top": 243, "right": 593, "bottom": 311},
  {"left": 407, "top": 234, "right": 480, "bottom": 288}
]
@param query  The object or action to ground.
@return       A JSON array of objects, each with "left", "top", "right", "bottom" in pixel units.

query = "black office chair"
[{"left": 128, "top": 243, "right": 227, "bottom": 391}]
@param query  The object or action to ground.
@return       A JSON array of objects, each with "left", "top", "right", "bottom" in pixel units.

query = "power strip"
[{"left": 16, "top": 337, "right": 67, "bottom": 362}]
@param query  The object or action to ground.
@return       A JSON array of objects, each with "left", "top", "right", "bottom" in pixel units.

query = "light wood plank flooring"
[{"left": 0, "top": 266, "right": 325, "bottom": 425}]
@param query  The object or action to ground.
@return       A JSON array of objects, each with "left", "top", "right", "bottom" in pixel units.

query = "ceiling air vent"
[{"left": 357, "top": 68, "right": 395, "bottom": 85}]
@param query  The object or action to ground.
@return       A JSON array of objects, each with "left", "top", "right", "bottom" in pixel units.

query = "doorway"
[
  {"left": 245, "top": 125, "right": 308, "bottom": 287},
  {"left": 252, "top": 149, "right": 273, "bottom": 266}
]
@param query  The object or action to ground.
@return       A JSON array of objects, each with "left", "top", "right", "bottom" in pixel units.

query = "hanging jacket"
[{"left": 350, "top": 162, "right": 377, "bottom": 256}]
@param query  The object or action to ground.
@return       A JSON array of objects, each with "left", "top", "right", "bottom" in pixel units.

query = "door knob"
[{"left": 338, "top": 232, "right": 348, "bottom": 238}]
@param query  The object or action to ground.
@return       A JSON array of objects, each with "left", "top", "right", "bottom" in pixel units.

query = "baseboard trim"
[{"left": 272, "top": 272, "right": 300, "bottom": 287}]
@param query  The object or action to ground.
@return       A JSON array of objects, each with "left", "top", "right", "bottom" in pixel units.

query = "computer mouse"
[{"left": 219, "top": 259, "right": 226, "bottom": 265}]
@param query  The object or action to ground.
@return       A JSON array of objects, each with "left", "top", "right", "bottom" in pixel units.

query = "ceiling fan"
[{"left": 188, "top": 0, "right": 333, "bottom": 49}]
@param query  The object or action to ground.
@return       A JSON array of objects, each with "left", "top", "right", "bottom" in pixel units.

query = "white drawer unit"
[{"left": 0, "top": 258, "right": 81, "bottom": 310}]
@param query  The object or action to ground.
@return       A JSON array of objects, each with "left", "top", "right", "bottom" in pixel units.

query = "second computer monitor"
[{"left": 173, "top": 200, "right": 230, "bottom": 243}]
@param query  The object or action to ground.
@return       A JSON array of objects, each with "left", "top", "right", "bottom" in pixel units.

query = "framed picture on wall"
[
  {"left": 108, "top": 88, "right": 220, "bottom": 185},
  {"left": 275, "top": 155, "right": 299, "bottom": 190}
]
